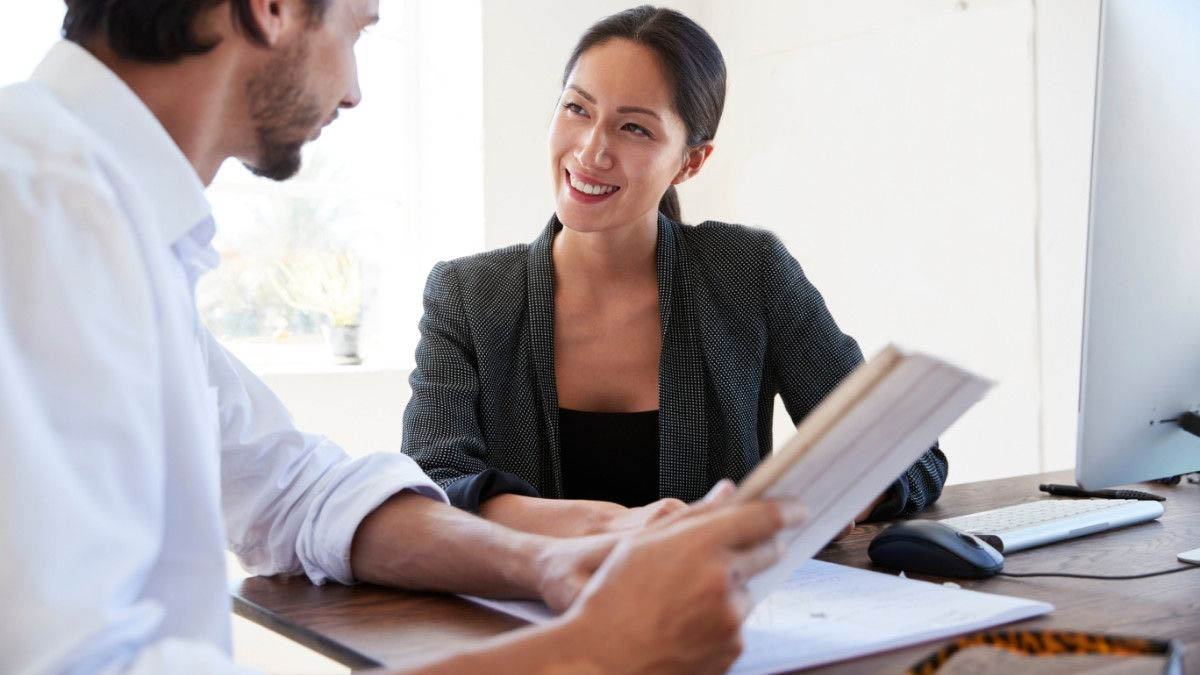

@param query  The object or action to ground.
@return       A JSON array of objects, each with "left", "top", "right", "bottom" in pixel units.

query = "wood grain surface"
[{"left": 233, "top": 470, "right": 1200, "bottom": 673}]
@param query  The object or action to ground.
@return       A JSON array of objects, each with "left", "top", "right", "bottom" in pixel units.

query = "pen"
[{"left": 1039, "top": 483, "right": 1166, "bottom": 502}]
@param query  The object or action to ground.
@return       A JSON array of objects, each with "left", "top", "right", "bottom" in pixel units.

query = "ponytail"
[{"left": 658, "top": 185, "right": 682, "bottom": 223}]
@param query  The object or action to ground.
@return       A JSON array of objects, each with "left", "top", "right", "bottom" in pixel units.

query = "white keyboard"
[{"left": 940, "top": 498, "right": 1164, "bottom": 553}]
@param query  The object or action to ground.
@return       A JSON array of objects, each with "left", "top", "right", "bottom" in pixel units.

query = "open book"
[{"left": 738, "top": 344, "right": 993, "bottom": 603}]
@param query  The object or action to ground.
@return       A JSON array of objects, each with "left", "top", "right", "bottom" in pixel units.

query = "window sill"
[{"left": 224, "top": 342, "right": 409, "bottom": 377}]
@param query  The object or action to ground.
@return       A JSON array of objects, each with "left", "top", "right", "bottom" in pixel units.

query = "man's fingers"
[
  {"left": 649, "top": 480, "right": 738, "bottom": 529},
  {"left": 683, "top": 479, "right": 737, "bottom": 517},
  {"left": 731, "top": 537, "right": 783, "bottom": 581},
  {"left": 730, "top": 586, "right": 756, "bottom": 620},
  {"left": 702, "top": 479, "right": 737, "bottom": 505},
  {"left": 690, "top": 500, "right": 806, "bottom": 550}
]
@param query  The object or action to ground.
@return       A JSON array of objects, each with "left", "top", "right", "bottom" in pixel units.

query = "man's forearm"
[
  {"left": 350, "top": 491, "right": 550, "bottom": 599},
  {"left": 395, "top": 613, "right": 603, "bottom": 675}
]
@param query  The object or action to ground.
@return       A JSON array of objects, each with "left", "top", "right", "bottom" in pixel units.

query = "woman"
[{"left": 402, "top": 6, "right": 947, "bottom": 537}]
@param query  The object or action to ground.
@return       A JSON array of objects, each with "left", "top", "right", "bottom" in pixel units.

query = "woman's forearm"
[{"left": 479, "top": 493, "right": 625, "bottom": 537}]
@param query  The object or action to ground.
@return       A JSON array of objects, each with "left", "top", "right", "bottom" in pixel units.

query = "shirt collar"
[{"left": 30, "top": 40, "right": 211, "bottom": 247}]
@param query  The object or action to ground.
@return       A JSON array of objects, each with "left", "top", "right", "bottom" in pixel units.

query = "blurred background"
[{"left": 2, "top": 0, "right": 1102, "bottom": 669}]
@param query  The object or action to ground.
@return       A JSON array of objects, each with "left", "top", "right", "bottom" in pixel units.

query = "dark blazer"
[{"left": 402, "top": 215, "right": 948, "bottom": 514}]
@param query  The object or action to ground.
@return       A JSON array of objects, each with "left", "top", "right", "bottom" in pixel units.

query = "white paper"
[{"left": 466, "top": 560, "right": 1052, "bottom": 675}]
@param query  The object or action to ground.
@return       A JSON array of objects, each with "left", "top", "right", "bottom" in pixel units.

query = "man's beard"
[{"left": 243, "top": 42, "right": 324, "bottom": 181}]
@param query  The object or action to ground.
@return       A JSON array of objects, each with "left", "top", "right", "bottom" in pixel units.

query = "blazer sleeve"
[
  {"left": 402, "top": 262, "right": 538, "bottom": 510},
  {"left": 759, "top": 232, "right": 948, "bottom": 517}
]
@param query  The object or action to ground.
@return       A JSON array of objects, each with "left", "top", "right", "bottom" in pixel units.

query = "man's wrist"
[
  {"left": 509, "top": 531, "right": 559, "bottom": 599},
  {"left": 535, "top": 611, "right": 610, "bottom": 675}
]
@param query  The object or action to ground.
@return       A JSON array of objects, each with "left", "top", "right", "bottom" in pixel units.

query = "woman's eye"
[
  {"left": 623, "top": 123, "right": 651, "bottom": 138},
  {"left": 563, "top": 102, "right": 586, "bottom": 115}
]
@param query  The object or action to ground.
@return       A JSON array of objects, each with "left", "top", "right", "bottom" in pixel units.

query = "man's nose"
[
  {"left": 341, "top": 77, "right": 362, "bottom": 109},
  {"left": 341, "top": 59, "right": 363, "bottom": 109}
]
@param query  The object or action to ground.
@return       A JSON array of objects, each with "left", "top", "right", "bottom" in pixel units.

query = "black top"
[{"left": 559, "top": 408, "right": 660, "bottom": 508}]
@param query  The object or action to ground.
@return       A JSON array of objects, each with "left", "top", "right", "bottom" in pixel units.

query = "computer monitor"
[{"left": 1076, "top": 0, "right": 1200, "bottom": 491}]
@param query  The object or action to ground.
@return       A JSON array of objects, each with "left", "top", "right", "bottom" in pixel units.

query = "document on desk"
[{"left": 466, "top": 560, "right": 1053, "bottom": 674}]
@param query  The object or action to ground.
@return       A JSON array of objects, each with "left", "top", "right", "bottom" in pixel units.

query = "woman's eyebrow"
[
  {"left": 617, "top": 106, "right": 661, "bottom": 120},
  {"left": 566, "top": 85, "right": 662, "bottom": 121},
  {"left": 566, "top": 84, "right": 596, "bottom": 102}
]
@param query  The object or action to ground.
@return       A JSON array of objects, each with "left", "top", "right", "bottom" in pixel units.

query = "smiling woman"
[
  {"left": 400, "top": 5, "right": 949, "bottom": 539},
  {"left": 555, "top": 5, "right": 724, "bottom": 226}
]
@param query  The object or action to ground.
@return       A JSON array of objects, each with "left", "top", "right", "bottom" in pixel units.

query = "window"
[
  {"left": 3, "top": 3, "right": 485, "bottom": 372},
  {"left": 199, "top": 8, "right": 413, "bottom": 368}
]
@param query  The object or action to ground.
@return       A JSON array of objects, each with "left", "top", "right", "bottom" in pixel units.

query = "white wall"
[
  {"left": 689, "top": 0, "right": 1042, "bottom": 483},
  {"left": 275, "top": 0, "right": 1101, "bottom": 485},
  {"left": 261, "top": 366, "right": 411, "bottom": 455}
]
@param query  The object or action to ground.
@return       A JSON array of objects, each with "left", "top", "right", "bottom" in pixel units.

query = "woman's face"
[{"left": 550, "top": 38, "right": 702, "bottom": 234}]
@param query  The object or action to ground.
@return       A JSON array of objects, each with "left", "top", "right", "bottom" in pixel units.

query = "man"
[{"left": 0, "top": 1, "right": 802, "bottom": 672}]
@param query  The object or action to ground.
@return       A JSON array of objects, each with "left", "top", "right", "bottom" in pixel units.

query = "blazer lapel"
[
  {"left": 527, "top": 217, "right": 564, "bottom": 496},
  {"left": 656, "top": 215, "right": 710, "bottom": 502}
]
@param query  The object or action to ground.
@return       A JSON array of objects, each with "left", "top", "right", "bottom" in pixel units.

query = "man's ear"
[
  {"left": 671, "top": 142, "right": 715, "bottom": 186},
  {"left": 243, "top": 0, "right": 305, "bottom": 46}
]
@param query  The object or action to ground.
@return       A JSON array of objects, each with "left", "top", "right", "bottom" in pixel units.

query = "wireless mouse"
[{"left": 868, "top": 520, "right": 1004, "bottom": 579}]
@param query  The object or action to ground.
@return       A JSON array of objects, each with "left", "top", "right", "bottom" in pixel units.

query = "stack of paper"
[{"left": 467, "top": 561, "right": 1052, "bottom": 674}]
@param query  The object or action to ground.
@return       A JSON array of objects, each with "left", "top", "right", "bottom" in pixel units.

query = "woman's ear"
[{"left": 671, "top": 142, "right": 715, "bottom": 185}]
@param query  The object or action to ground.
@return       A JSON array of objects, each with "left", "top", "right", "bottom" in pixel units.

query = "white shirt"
[{"left": 0, "top": 41, "right": 446, "bottom": 674}]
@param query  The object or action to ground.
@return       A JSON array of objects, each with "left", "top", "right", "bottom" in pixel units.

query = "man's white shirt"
[{"left": 0, "top": 41, "right": 446, "bottom": 674}]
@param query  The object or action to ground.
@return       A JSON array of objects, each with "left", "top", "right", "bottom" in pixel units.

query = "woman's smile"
[{"left": 565, "top": 169, "right": 621, "bottom": 203}]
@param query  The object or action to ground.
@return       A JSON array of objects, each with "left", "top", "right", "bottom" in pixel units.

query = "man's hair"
[{"left": 62, "top": 0, "right": 331, "bottom": 63}]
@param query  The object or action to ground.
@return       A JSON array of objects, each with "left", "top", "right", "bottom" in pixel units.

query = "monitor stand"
[
  {"left": 1174, "top": 417, "right": 1199, "bottom": 563},
  {"left": 1179, "top": 412, "right": 1200, "bottom": 439}
]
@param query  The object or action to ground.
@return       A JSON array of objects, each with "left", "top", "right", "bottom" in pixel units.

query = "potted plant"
[{"left": 270, "top": 250, "right": 364, "bottom": 365}]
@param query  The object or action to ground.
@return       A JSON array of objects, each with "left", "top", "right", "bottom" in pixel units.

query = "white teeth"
[{"left": 569, "top": 173, "right": 617, "bottom": 195}]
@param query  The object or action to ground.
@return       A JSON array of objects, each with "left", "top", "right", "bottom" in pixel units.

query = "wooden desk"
[{"left": 233, "top": 471, "right": 1200, "bottom": 672}]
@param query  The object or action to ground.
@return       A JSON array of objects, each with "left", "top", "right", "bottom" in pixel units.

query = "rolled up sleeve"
[{"left": 208, "top": 333, "right": 446, "bottom": 585}]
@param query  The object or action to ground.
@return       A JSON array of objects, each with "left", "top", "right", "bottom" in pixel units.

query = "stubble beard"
[{"left": 243, "top": 41, "right": 325, "bottom": 181}]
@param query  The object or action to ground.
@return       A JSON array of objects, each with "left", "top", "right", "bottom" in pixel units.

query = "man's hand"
[
  {"left": 532, "top": 490, "right": 722, "bottom": 611},
  {"left": 533, "top": 532, "right": 620, "bottom": 613},
  {"left": 558, "top": 491, "right": 806, "bottom": 674}
]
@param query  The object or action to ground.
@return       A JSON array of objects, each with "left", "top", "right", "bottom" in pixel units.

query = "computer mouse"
[{"left": 868, "top": 520, "right": 1004, "bottom": 579}]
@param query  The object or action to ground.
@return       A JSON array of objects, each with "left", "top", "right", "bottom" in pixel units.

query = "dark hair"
[
  {"left": 562, "top": 5, "right": 726, "bottom": 224},
  {"left": 62, "top": 0, "right": 330, "bottom": 63}
]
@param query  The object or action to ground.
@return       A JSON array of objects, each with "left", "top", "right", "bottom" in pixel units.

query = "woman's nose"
[{"left": 576, "top": 127, "right": 613, "bottom": 172}]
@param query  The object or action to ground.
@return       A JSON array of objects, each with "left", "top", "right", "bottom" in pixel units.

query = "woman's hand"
[
  {"left": 478, "top": 494, "right": 691, "bottom": 537},
  {"left": 834, "top": 493, "right": 888, "bottom": 540},
  {"left": 598, "top": 497, "right": 689, "bottom": 533}
]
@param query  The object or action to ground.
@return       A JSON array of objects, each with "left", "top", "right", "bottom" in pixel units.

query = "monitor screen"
[{"left": 1076, "top": 0, "right": 1200, "bottom": 489}]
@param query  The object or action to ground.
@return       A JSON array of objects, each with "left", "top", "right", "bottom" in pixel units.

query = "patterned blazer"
[{"left": 402, "top": 215, "right": 948, "bottom": 513}]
